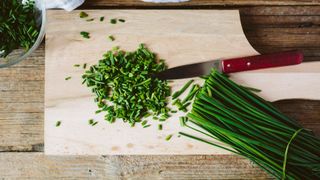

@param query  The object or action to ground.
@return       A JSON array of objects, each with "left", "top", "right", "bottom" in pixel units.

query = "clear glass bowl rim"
[{"left": 0, "top": 1, "right": 46, "bottom": 68}]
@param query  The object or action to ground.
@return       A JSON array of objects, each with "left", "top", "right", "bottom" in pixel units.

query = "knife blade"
[{"left": 155, "top": 51, "right": 303, "bottom": 80}]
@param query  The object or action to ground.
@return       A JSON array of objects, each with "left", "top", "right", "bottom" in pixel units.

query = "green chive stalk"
[{"left": 180, "top": 69, "right": 320, "bottom": 179}]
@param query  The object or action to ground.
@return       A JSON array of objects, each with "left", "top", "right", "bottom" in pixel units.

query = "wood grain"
[
  {"left": 0, "top": 3, "right": 319, "bottom": 179},
  {"left": 0, "top": 45, "right": 44, "bottom": 152},
  {"left": 83, "top": 0, "right": 320, "bottom": 7},
  {"left": 0, "top": 153, "right": 271, "bottom": 179}
]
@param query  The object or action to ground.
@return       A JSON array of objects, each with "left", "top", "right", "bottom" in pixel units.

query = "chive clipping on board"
[
  {"left": 158, "top": 124, "right": 163, "bottom": 130},
  {"left": 179, "top": 68, "right": 320, "bottom": 180},
  {"left": 86, "top": 18, "right": 94, "bottom": 22},
  {"left": 65, "top": 76, "right": 72, "bottom": 80},
  {"left": 119, "top": 19, "right": 126, "bottom": 23},
  {"left": 112, "top": 46, "right": 120, "bottom": 51},
  {"left": 0, "top": 0, "right": 40, "bottom": 58},
  {"left": 83, "top": 63, "right": 87, "bottom": 69},
  {"left": 80, "top": 31, "right": 90, "bottom": 39},
  {"left": 91, "top": 121, "right": 98, "bottom": 126},
  {"left": 108, "top": 35, "right": 115, "bottom": 41},
  {"left": 100, "top": 16, "right": 105, "bottom": 22},
  {"left": 110, "top": 18, "right": 117, "bottom": 24},
  {"left": 241, "top": 85, "right": 262, "bottom": 93},
  {"left": 143, "top": 124, "right": 151, "bottom": 128},
  {"left": 141, "top": 120, "right": 148, "bottom": 126},
  {"left": 55, "top": 121, "right": 61, "bottom": 127},
  {"left": 181, "top": 84, "right": 200, "bottom": 104},
  {"left": 165, "top": 134, "right": 173, "bottom": 141},
  {"left": 179, "top": 117, "right": 187, "bottom": 127},
  {"left": 82, "top": 44, "right": 171, "bottom": 126},
  {"left": 89, "top": 119, "right": 98, "bottom": 126},
  {"left": 172, "top": 79, "right": 194, "bottom": 100},
  {"left": 80, "top": 11, "right": 88, "bottom": 18},
  {"left": 74, "top": 64, "right": 80, "bottom": 67}
]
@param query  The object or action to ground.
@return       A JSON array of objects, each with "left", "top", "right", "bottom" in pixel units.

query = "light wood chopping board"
[{"left": 45, "top": 10, "right": 320, "bottom": 155}]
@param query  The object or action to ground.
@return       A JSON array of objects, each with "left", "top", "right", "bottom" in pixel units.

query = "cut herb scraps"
[
  {"left": 55, "top": 121, "right": 61, "bottom": 127},
  {"left": 108, "top": 35, "right": 115, "bottom": 41},
  {"left": 110, "top": 18, "right": 117, "bottom": 24},
  {"left": 82, "top": 44, "right": 171, "bottom": 126},
  {"left": 80, "top": 11, "right": 88, "bottom": 18},
  {"left": 80, "top": 31, "right": 90, "bottom": 39}
]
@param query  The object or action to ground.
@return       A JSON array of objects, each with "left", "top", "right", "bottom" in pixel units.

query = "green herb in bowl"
[{"left": 0, "top": 0, "right": 40, "bottom": 58}]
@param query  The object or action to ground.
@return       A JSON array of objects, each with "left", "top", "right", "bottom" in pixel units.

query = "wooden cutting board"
[{"left": 45, "top": 10, "right": 320, "bottom": 155}]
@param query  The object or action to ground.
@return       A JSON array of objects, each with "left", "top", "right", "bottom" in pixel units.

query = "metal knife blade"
[
  {"left": 154, "top": 51, "right": 303, "bottom": 80},
  {"left": 155, "top": 60, "right": 222, "bottom": 80}
]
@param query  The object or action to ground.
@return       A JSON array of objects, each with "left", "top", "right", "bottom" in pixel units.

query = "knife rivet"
[
  {"left": 247, "top": 62, "right": 251, "bottom": 66},
  {"left": 227, "top": 64, "right": 231, "bottom": 67}
]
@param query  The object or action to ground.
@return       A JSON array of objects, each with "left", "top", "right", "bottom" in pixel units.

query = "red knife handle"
[{"left": 221, "top": 51, "right": 303, "bottom": 73}]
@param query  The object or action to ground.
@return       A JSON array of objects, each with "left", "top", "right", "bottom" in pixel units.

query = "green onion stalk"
[{"left": 180, "top": 69, "right": 320, "bottom": 179}]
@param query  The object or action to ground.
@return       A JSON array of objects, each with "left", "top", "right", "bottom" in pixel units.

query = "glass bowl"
[{"left": 0, "top": 0, "right": 46, "bottom": 68}]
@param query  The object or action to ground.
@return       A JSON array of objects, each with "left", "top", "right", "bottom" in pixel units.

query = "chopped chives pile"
[
  {"left": 0, "top": 0, "right": 39, "bottom": 57},
  {"left": 82, "top": 44, "right": 171, "bottom": 126},
  {"left": 179, "top": 69, "right": 320, "bottom": 179}
]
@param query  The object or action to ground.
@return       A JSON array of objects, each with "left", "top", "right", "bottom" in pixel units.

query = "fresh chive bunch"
[
  {"left": 180, "top": 69, "right": 320, "bottom": 179},
  {"left": 0, "top": 0, "right": 39, "bottom": 57},
  {"left": 82, "top": 44, "right": 171, "bottom": 126}
]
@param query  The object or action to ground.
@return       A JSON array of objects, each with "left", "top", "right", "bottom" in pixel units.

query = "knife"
[{"left": 155, "top": 51, "right": 303, "bottom": 80}]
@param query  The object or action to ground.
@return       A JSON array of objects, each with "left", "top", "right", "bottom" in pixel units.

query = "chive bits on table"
[
  {"left": 55, "top": 121, "right": 61, "bottom": 127},
  {"left": 80, "top": 31, "right": 90, "bottom": 39},
  {"left": 88, "top": 119, "right": 98, "bottom": 126},
  {"left": 82, "top": 44, "right": 171, "bottom": 126},
  {"left": 165, "top": 134, "right": 173, "bottom": 141},
  {"left": 108, "top": 35, "right": 115, "bottom": 41},
  {"left": 86, "top": 18, "right": 94, "bottom": 22},
  {"left": 110, "top": 18, "right": 117, "bottom": 24},
  {"left": 80, "top": 11, "right": 88, "bottom": 18},
  {"left": 83, "top": 63, "right": 87, "bottom": 69}
]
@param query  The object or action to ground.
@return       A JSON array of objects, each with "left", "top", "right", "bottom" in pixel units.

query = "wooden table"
[{"left": 0, "top": 1, "right": 319, "bottom": 179}]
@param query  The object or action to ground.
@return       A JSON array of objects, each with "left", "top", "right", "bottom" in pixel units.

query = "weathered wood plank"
[
  {"left": 274, "top": 99, "right": 320, "bottom": 136},
  {"left": 0, "top": 153, "right": 271, "bottom": 179},
  {"left": 0, "top": 45, "right": 44, "bottom": 152},
  {"left": 83, "top": 0, "right": 320, "bottom": 7}
]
